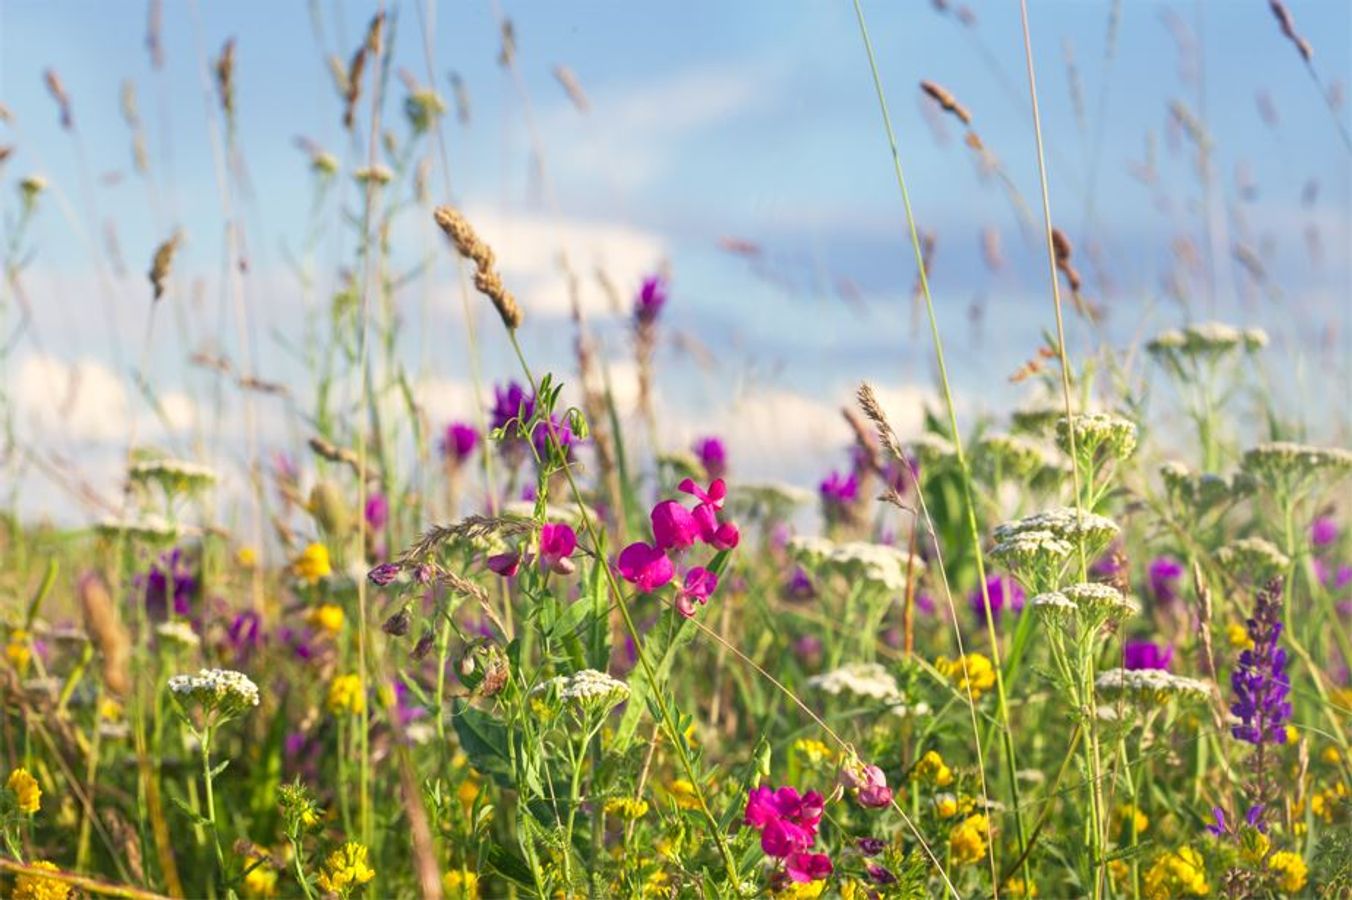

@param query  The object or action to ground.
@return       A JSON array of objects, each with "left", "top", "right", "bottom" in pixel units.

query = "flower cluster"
[
  {"left": 839, "top": 758, "right": 893, "bottom": 809},
  {"left": 1229, "top": 579, "right": 1292, "bottom": 745},
  {"left": 168, "top": 668, "right": 261, "bottom": 718},
  {"left": 1216, "top": 537, "right": 1290, "bottom": 582},
  {"left": 1160, "top": 461, "right": 1251, "bottom": 512},
  {"left": 8, "top": 767, "right": 42, "bottom": 814},
  {"left": 1146, "top": 321, "right": 1266, "bottom": 361},
  {"left": 489, "top": 381, "right": 578, "bottom": 463},
  {"left": 1142, "top": 846, "right": 1209, "bottom": 899},
  {"left": 1095, "top": 668, "right": 1210, "bottom": 707},
  {"left": 617, "top": 478, "right": 737, "bottom": 616},
  {"left": 315, "top": 841, "right": 375, "bottom": 895},
  {"left": 744, "top": 785, "right": 833, "bottom": 883},
  {"left": 535, "top": 668, "right": 630, "bottom": 717},
  {"left": 787, "top": 537, "right": 922, "bottom": 594},
  {"left": 129, "top": 457, "right": 218, "bottom": 495},
  {"left": 1056, "top": 412, "right": 1138, "bottom": 462},
  {"left": 935, "top": 653, "right": 997, "bottom": 701}
]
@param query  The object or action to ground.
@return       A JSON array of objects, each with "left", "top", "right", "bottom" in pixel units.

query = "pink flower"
[
  {"left": 487, "top": 552, "right": 522, "bottom": 578},
  {"left": 679, "top": 477, "right": 727, "bottom": 510},
  {"left": 762, "top": 816, "right": 814, "bottom": 857},
  {"left": 651, "top": 500, "right": 700, "bottom": 551},
  {"left": 674, "top": 567, "right": 718, "bottom": 618},
  {"left": 744, "top": 785, "right": 825, "bottom": 861},
  {"left": 785, "top": 852, "right": 833, "bottom": 883},
  {"left": 841, "top": 763, "right": 893, "bottom": 809},
  {"left": 689, "top": 490, "right": 740, "bottom": 549},
  {"left": 538, "top": 523, "right": 577, "bottom": 575},
  {"left": 617, "top": 542, "right": 675, "bottom": 592}
]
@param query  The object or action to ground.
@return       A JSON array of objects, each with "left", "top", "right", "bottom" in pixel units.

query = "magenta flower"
[
  {"left": 785, "top": 852, "right": 833, "bottom": 883},
  {"left": 1311, "top": 516, "right": 1339, "bottom": 547},
  {"left": 487, "top": 552, "right": 522, "bottom": 578},
  {"left": 693, "top": 436, "right": 727, "bottom": 479},
  {"left": 617, "top": 542, "right": 675, "bottom": 592},
  {"left": 1148, "top": 556, "right": 1185, "bottom": 607},
  {"left": 441, "top": 421, "right": 479, "bottom": 463},
  {"left": 674, "top": 567, "right": 718, "bottom": 618},
  {"left": 651, "top": 500, "right": 700, "bottom": 551},
  {"left": 368, "top": 563, "right": 401, "bottom": 586},
  {"left": 634, "top": 274, "right": 667, "bottom": 325},
  {"left": 365, "top": 492, "right": 389, "bottom": 531},
  {"left": 745, "top": 784, "right": 831, "bottom": 883},
  {"left": 969, "top": 574, "right": 1025, "bottom": 624},
  {"left": 538, "top": 523, "right": 578, "bottom": 575},
  {"left": 490, "top": 381, "right": 532, "bottom": 432},
  {"left": 679, "top": 477, "right": 727, "bottom": 510},
  {"left": 1124, "top": 640, "right": 1173, "bottom": 671},
  {"left": 819, "top": 470, "right": 858, "bottom": 504}
]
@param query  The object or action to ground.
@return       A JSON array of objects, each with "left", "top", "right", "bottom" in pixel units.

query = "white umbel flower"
[
  {"left": 155, "top": 621, "right": 201, "bottom": 649},
  {"left": 1095, "top": 668, "right": 1210, "bottom": 706},
  {"left": 807, "top": 662, "right": 928, "bottom": 717},
  {"left": 169, "top": 668, "right": 260, "bottom": 717}
]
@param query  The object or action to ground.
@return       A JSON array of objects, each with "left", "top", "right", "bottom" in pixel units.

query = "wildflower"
[
  {"left": 680, "top": 477, "right": 740, "bottom": 549},
  {"left": 935, "top": 653, "right": 997, "bottom": 701},
  {"left": 948, "top": 813, "right": 989, "bottom": 866},
  {"left": 368, "top": 563, "right": 401, "bottom": 586},
  {"left": 294, "top": 543, "right": 332, "bottom": 584},
  {"left": 155, "top": 620, "right": 201, "bottom": 648},
  {"left": 1096, "top": 668, "right": 1211, "bottom": 706},
  {"left": 327, "top": 674, "right": 365, "bottom": 715},
  {"left": 617, "top": 541, "right": 675, "bottom": 592},
  {"left": 694, "top": 436, "right": 727, "bottom": 479},
  {"left": 651, "top": 500, "right": 700, "bottom": 551},
  {"left": 807, "top": 663, "right": 926, "bottom": 716},
  {"left": 486, "top": 552, "right": 522, "bottom": 578},
  {"left": 1217, "top": 538, "right": 1291, "bottom": 581},
  {"left": 934, "top": 793, "right": 959, "bottom": 818},
  {"left": 538, "top": 523, "right": 578, "bottom": 575},
  {"left": 142, "top": 547, "right": 199, "bottom": 620},
  {"left": 1226, "top": 622, "right": 1255, "bottom": 650},
  {"left": 12, "top": 860, "right": 69, "bottom": 900},
  {"left": 633, "top": 274, "right": 668, "bottom": 325},
  {"left": 1143, "top": 847, "right": 1209, "bottom": 899},
  {"left": 6, "top": 629, "right": 32, "bottom": 673},
  {"left": 1230, "top": 579, "right": 1292, "bottom": 745},
  {"left": 819, "top": 470, "right": 858, "bottom": 523},
  {"left": 1267, "top": 850, "right": 1307, "bottom": 893},
  {"left": 236, "top": 546, "right": 259, "bottom": 569},
  {"left": 914, "top": 750, "right": 954, "bottom": 787},
  {"left": 1148, "top": 556, "right": 1185, "bottom": 607},
  {"left": 856, "top": 836, "right": 886, "bottom": 856},
  {"left": 673, "top": 567, "right": 718, "bottom": 618},
  {"left": 744, "top": 785, "right": 831, "bottom": 882},
  {"left": 1063, "top": 581, "right": 1140, "bottom": 628},
  {"left": 1311, "top": 516, "right": 1339, "bottom": 547},
  {"left": 1124, "top": 641, "right": 1173, "bottom": 671},
  {"left": 1004, "top": 876, "right": 1038, "bottom": 897},
  {"left": 8, "top": 767, "right": 41, "bottom": 813},
  {"left": 603, "top": 796, "right": 649, "bottom": 820},
  {"left": 442, "top": 422, "right": 480, "bottom": 464},
  {"left": 242, "top": 852, "right": 279, "bottom": 898},
  {"left": 279, "top": 780, "right": 322, "bottom": 831},
  {"left": 316, "top": 841, "right": 375, "bottom": 895},
  {"left": 839, "top": 760, "right": 893, "bottom": 809},
  {"left": 665, "top": 779, "right": 701, "bottom": 810},
  {"left": 1117, "top": 803, "right": 1149, "bottom": 837},
  {"left": 309, "top": 604, "right": 345, "bottom": 635},
  {"left": 364, "top": 492, "right": 388, "bottom": 531},
  {"left": 969, "top": 574, "right": 1025, "bottom": 624},
  {"left": 443, "top": 868, "right": 480, "bottom": 899},
  {"left": 129, "top": 457, "right": 218, "bottom": 494},
  {"left": 792, "top": 739, "right": 836, "bottom": 768},
  {"left": 1056, "top": 412, "right": 1139, "bottom": 462},
  {"left": 168, "top": 668, "right": 261, "bottom": 718}
]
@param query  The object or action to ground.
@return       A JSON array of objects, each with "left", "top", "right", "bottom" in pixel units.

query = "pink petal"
[
  {"left": 487, "top": 552, "right": 521, "bottom": 577},
  {"left": 683, "top": 567, "right": 719, "bottom": 601},
  {"left": 617, "top": 542, "right": 674, "bottom": 592},
  {"left": 651, "top": 500, "right": 699, "bottom": 551}
]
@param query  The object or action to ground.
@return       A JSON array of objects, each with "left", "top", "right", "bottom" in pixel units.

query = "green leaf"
[
  {"left": 208, "top": 759, "right": 231, "bottom": 779},
  {"left": 486, "top": 842, "right": 537, "bottom": 889},
  {"left": 613, "top": 607, "right": 697, "bottom": 751},
  {"left": 450, "top": 702, "right": 514, "bottom": 787}
]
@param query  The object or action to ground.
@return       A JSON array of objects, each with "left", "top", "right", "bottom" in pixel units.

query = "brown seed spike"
[
  {"left": 43, "top": 68, "right": 73, "bottom": 130},
  {"left": 148, "top": 231, "right": 182, "bottom": 301},
  {"left": 433, "top": 205, "right": 523, "bottom": 330},
  {"left": 920, "top": 79, "right": 971, "bottom": 125},
  {"left": 1050, "top": 228, "right": 1072, "bottom": 263},
  {"left": 78, "top": 573, "right": 131, "bottom": 697},
  {"left": 1269, "top": 0, "right": 1313, "bottom": 63}
]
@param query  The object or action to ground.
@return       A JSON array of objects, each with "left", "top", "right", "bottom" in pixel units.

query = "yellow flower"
[
  {"left": 13, "top": 860, "right": 69, "bottom": 900},
  {"left": 1003, "top": 876, "right": 1038, "bottom": 897},
  {"left": 309, "top": 604, "right": 345, "bottom": 635},
  {"left": 1143, "top": 847, "right": 1209, "bottom": 899},
  {"left": 1116, "top": 803, "right": 1149, "bottom": 838},
  {"left": 1267, "top": 850, "right": 1308, "bottom": 894},
  {"left": 316, "top": 841, "right": 375, "bottom": 895},
  {"left": 915, "top": 750, "right": 954, "bottom": 787},
  {"left": 236, "top": 546, "right": 259, "bottom": 569},
  {"left": 1239, "top": 829, "right": 1270, "bottom": 866},
  {"left": 242, "top": 853, "right": 279, "bottom": 898},
  {"left": 934, "top": 793, "right": 959, "bottom": 818},
  {"left": 665, "top": 779, "right": 701, "bottom": 811},
  {"left": 1284, "top": 725, "right": 1299, "bottom": 744},
  {"left": 641, "top": 869, "right": 669, "bottom": 897},
  {"left": 1108, "top": 859, "right": 1132, "bottom": 894},
  {"left": 774, "top": 880, "right": 827, "bottom": 899},
  {"left": 8, "top": 767, "right": 41, "bottom": 814},
  {"left": 792, "top": 738, "right": 836, "bottom": 767},
  {"left": 327, "top": 674, "right": 365, "bottom": 715},
  {"left": 1321, "top": 745, "right": 1341, "bottom": 765},
  {"left": 1226, "top": 622, "right": 1254, "bottom": 650},
  {"left": 603, "top": 797, "right": 649, "bottom": 820},
  {"left": 294, "top": 543, "right": 332, "bottom": 584},
  {"left": 7, "top": 629, "right": 32, "bottom": 674},
  {"left": 949, "top": 813, "right": 989, "bottom": 866},
  {"left": 443, "top": 868, "right": 479, "bottom": 899},
  {"left": 935, "top": 653, "right": 996, "bottom": 701},
  {"left": 99, "top": 698, "right": 124, "bottom": 721}
]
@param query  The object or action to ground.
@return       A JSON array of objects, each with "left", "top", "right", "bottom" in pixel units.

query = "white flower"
[
  {"left": 1029, "top": 590, "right": 1077, "bottom": 627},
  {"left": 94, "top": 515, "right": 180, "bottom": 541},
  {"left": 1242, "top": 327, "right": 1269, "bottom": 350},
  {"left": 1095, "top": 668, "right": 1210, "bottom": 705},
  {"left": 168, "top": 668, "right": 260, "bottom": 716},
  {"left": 994, "top": 507, "right": 1119, "bottom": 549},
  {"left": 155, "top": 621, "right": 201, "bottom": 649},
  {"left": 1062, "top": 581, "right": 1140, "bottom": 626},
  {"left": 1056, "top": 413, "right": 1138, "bottom": 461},
  {"left": 807, "top": 662, "right": 928, "bottom": 717},
  {"left": 533, "top": 669, "right": 630, "bottom": 716},
  {"left": 789, "top": 538, "right": 922, "bottom": 592},
  {"left": 130, "top": 458, "right": 217, "bottom": 485},
  {"left": 1216, "top": 537, "right": 1291, "bottom": 577}
]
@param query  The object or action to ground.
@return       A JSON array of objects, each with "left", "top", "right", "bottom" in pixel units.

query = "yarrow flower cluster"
[
  {"left": 1229, "top": 579, "right": 1292, "bottom": 745},
  {"left": 744, "top": 785, "right": 833, "bottom": 884},
  {"left": 1241, "top": 441, "right": 1352, "bottom": 492},
  {"left": 974, "top": 431, "right": 1054, "bottom": 479},
  {"left": 155, "top": 620, "right": 201, "bottom": 649},
  {"left": 617, "top": 478, "right": 737, "bottom": 617},
  {"left": 1056, "top": 412, "right": 1138, "bottom": 462},
  {"left": 1095, "top": 668, "right": 1211, "bottom": 708},
  {"left": 129, "top": 457, "right": 218, "bottom": 495},
  {"left": 787, "top": 537, "right": 922, "bottom": 593},
  {"left": 168, "top": 668, "right": 261, "bottom": 719},
  {"left": 1216, "top": 537, "right": 1291, "bottom": 582},
  {"left": 807, "top": 662, "right": 929, "bottom": 717},
  {"left": 1160, "top": 461, "right": 1251, "bottom": 512},
  {"left": 534, "top": 668, "right": 630, "bottom": 717},
  {"left": 1146, "top": 321, "right": 1266, "bottom": 361}
]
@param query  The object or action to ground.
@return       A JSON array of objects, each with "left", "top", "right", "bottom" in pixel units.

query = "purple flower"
[
  {"left": 1124, "top": 641, "right": 1173, "bottom": 671},
  {"left": 538, "top": 523, "right": 577, "bottom": 575},
  {"left": 368, "top": 563, "right": 401, "bottom": 586},
  {"left": 793, "top": 634, "right": 823, "bottom": 666},
  {"left": 819, "top": 470, "right": 859, "bottom": 525},
  {"left": 441, "top": 422, "right": 479, "bottom": 463},
  {"left": 693, "top": 436, "right": 727, "bottom": 480},
  {"left": 142, "top": 548, "right": 198, "bottom": 622},
  {"left": 634, "top": 274, "right": 667, "bottom": 325},
  {"left": 225, "top": 610, "right": 264, "bottom": 662},
  {"left": 365, "top": 492, "right": 389, "bottom": 531},
  {"left": 1148, "top": 556, "right": 1185, "bottom": 607},
  {"left": 784, "top": 566, "right": 816, "bottom": 602},
  {"left": 915, "top": 591, "right": 936, "bottom": 616},
  {"left": 1311, "top": 516, "right": 1339, "bottom": 547},
  {"left": 490, "top": 381, "right": 532, "bottom": 433},
  {"left": 1230, "top": 579, "right": 1292, "bottom": 745},
  {"left": 970, "top": 574, "right": 1025, "bottom": 624},
  {"left": 856, "top": 837, "right": 886, "bottom": 857},
  {"left": 867, "top": 864, "right": 898, "bottom": 885}
]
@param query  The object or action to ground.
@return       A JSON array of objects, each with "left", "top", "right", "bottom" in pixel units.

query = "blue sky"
[{"left": 1, "top": 1, "right": 1349, "bottom": 520}]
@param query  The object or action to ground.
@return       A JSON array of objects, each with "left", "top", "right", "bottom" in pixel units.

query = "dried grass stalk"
[
  {"left": 77, "top": 573, "right": 130, "bottom": 697},
  {"left": 433, "top": 205, "right": 524, "bottom": 329},
  {"left": 1269, "top": 0, "right": 1313, "bottom": 62},
  {"left": 148, "top": 231, "right": 182, "bottom": 301},
  {"left": 920, "top": 79, "right": 971, "bottom": 125},
  {"left": 553, "top": 65, "right": 590, "bottom": 113},
  {"left": 44, "top": 68, "right": 73, "bottom": 130}
]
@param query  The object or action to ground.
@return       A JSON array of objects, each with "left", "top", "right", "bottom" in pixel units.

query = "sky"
[{"left": 0, "top": 0, "right": 1349, "bottom": 524}]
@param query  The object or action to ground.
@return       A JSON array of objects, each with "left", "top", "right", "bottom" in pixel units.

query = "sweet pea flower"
[
  {"left": 841, "top": 762, "right": 893, "bottom": 809},
  {"left": 617, "top": 542, "right": 675, "bottom": 592},
  {"left": 487, "top": 553, "right": 522, "bottom": 578},
  {"left": 538, "top": 523, "right": 578, "bottom": 575},
  {"left": 634, "top": 274, "right": 667, "bottom": 325},
  {"left": 679, "top": 477, "right": 727, "bottom": 510},
  {"left": 365, "top": 492, "right": 389, "bottom": 531},
  {"left": 1124, "top": 641, "right": 1174, "bottom": 671},
  {"left": 694, "top": 436, "right": 727, "bottom": 480},
  {"left": 785, "top": 852, "right": 833, "bottom": 883},
  {"left": 651, "top": 500, "right": 700, "bottom": 551},
  {"left": 674, "top": 567, "right": 718, "bottom": 618},
  {"left": 1311, "top": 516, "right": 1339, "bottom": 547},
  {"left": 441, "top": 422, "right": 479, "bottom": 463}
]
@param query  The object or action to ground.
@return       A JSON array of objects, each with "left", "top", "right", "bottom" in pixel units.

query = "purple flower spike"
[{"left": 1229, "top": 579, "right": 1292, "bottom": 745}]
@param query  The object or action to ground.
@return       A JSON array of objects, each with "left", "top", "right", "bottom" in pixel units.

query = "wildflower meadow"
[{"left": 0, "top": 2, "right": 1349, "bottom": 898}]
